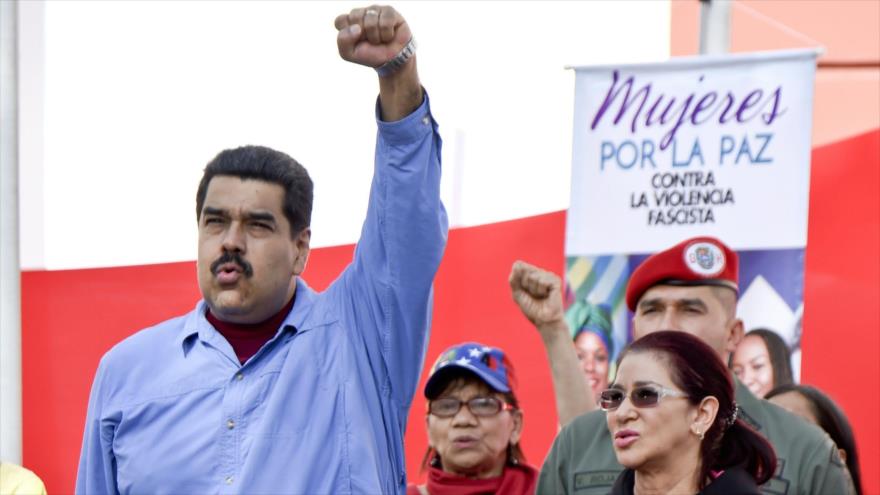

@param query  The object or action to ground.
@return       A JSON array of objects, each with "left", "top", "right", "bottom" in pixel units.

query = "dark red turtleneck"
[{"left": 206, "top": 295, "right": 296, "bottom": 365}]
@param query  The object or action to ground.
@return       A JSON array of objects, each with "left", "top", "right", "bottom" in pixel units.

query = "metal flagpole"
[
  {"left": 699, "top": 0, "right": 732, "bottom": 55},
  {"left": 0, "top": 0, "right": 23, "bottom": 464}
]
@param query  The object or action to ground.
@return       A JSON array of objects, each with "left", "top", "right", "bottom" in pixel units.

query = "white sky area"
[{"left": 18, "top": 1, "right": 670, "bottom": 270}]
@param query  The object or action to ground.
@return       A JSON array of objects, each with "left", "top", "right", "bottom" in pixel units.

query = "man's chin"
[{"left": 207, "top": 295, "right": 250, "bottom": 319}]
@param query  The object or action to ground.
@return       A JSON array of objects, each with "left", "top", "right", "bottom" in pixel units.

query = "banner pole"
[
  {"left": 0, "top": 0, "right": 23, "bottom": 464},
  {"left": 699, "top": 0, "right": 731, "bottom": 55}
]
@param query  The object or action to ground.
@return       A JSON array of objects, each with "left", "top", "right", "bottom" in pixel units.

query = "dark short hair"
[
  {"left": 620, "top": 331, "right": 777, "bottom": 489},
  {"left": 766, "top": 384, "right": 862, "bottom": 495},
  {"left": 196, "top": 145, "right": 313, "bottom": 236},
  {"left": 421, "top": 368, "right": 527, "bottom": 472},
  {"left": 743, "top": 328, "right": 794, "bottom": 391}
]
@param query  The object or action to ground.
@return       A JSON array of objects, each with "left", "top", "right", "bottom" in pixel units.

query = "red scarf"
[{"left": 407, "top": 464, "right": 538, "bottom": 495}]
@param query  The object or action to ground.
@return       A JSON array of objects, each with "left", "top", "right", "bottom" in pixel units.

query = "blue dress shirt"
[{"left": 76, "top": 95, "right": 448, "bottom": 495}]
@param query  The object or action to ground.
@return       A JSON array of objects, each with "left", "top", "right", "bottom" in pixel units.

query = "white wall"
[{"left": 19, "top": 0, "right": 670, "bottom": 270}]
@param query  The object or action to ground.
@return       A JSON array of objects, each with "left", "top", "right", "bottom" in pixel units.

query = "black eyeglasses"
[
  {"left": 428, "top": 396, "right": 515, "bottom": 418},
  {"left": 599, "top": 385, "right": 688, "bottom": 411}
]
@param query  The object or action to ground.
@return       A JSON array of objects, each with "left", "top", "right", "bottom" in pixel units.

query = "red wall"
[
  {"left": 21, "top": 131, "right": 879, "bottom": 493},
  {"left": 800, "top": 130, "right": 879, "bottom": 494}
]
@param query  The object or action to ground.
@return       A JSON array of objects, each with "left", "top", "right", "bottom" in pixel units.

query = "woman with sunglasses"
[
  {"left": 601, "top": 331, "right": 777, "bottom": 494},
  {"left": 408, "top": 342, "right": 537, "bottom": 495}
]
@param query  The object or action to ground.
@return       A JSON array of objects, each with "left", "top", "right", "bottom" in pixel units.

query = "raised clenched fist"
[
  {"left": 509, "top": 260, "right": 566, "bottom": 329},
  {"left": 334, "top": 5, "right": 411, "bottom": 69}
]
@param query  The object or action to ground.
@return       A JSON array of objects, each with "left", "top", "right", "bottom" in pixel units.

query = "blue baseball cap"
[{"left": 424, "top": 342, "right": 513, "bottom": 398}]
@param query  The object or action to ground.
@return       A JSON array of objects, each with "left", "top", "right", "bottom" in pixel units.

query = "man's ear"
[
  {"left": 725, "top": 317, "right": 744, "bottom": 355},
  {"left": 293, "top": 227, "right": 311, "bottom": 274}
]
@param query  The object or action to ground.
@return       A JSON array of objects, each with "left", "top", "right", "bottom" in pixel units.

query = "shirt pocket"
[
  {"left": 239, "top": 368, "right": 349, "bottom": 493},
  {"left": 247, "top": 361, "right": 342, "bottom": 437}
]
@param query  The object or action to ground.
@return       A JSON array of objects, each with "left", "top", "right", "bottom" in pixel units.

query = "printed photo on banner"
[{"left": 564, "top": 49, "right": 819, "bottom": 385}]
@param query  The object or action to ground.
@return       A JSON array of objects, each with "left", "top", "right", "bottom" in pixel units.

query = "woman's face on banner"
[
  {"left": 731, "top": 334, "right": 774, "bottom": 397},
  {"left": 574, "top": 331, "right": 610, "bottom": 399}
]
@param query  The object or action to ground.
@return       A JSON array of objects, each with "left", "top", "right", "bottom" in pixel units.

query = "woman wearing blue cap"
[{"left": 407, "top": 342, "right": 538, "bottom": 495}]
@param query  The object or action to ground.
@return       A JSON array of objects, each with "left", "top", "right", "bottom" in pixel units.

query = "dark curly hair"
[{"left": 196, "top": 145, "right": 313, "bottom": 237}]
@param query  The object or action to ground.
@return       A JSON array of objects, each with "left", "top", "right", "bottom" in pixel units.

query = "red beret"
[{"left": 625, "top": 236, "right": 739, "bottom": 311}]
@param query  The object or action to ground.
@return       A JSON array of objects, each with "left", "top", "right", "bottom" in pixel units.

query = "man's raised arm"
[{"left": 332, "top": 5, "right": 446, "bottom": 410}]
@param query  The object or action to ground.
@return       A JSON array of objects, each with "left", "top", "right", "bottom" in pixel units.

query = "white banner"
[
  {"left": 566, "top": 49, "right": 818, "bottom": 256},
  {"left": 563, "top": 50, "right": 819, "bottom": 391}
]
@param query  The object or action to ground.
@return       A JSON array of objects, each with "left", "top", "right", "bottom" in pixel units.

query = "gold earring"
[{"left": 694, "top": 428, "right": 705, "bottom": 440}]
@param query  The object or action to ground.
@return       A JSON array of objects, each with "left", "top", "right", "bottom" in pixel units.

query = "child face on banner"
[{"left": 574, "top": 331, "right": 610, "bottom": 399}]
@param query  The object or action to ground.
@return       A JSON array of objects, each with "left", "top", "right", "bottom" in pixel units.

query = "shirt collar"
[
  {"left": 282, "top": 277, "right": 321, "bottom": 332},
  {"left": 176, "top": 277, "right": 335, "bottom": 356}
]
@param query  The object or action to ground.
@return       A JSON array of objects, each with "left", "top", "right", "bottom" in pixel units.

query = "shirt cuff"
[{"left": 375, "top": 90, "right": 435, "bottom": 146}]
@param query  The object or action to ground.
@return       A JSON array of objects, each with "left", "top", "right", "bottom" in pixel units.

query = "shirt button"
[
  {"left": 227, "top": 419, "right": 235, "bottom": 429},
  {"left": 235, "top": 372, "right": 244, "bottom": 381},
  {"left": 421, "top": 116, "right": 430, "bottom": 126},
  {"left": 225, "top": 476, "right": 234, "bottom": 485}
]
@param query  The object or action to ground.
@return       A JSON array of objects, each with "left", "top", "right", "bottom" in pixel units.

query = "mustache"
[{"left": 210, "top": 252, "right": 254, "bottom": 278}]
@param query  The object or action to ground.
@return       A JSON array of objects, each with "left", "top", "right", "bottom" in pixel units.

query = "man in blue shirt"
[{"left": 76, "top": 5, "right": 448, "bottom": 494}]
